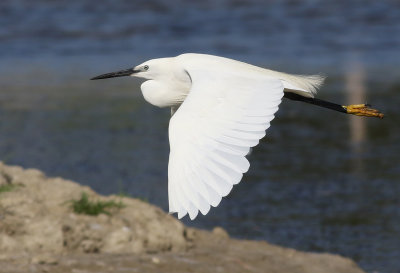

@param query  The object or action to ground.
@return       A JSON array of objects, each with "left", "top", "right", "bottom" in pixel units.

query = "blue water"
[{"left": 0, "top": 1, "right": 399, "bottom": 272}]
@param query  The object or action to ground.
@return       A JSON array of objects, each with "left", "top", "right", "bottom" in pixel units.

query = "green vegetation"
[
  {"left": 69, "top": 192, "right": 125, "bottom": 216},
  {"left": 0, "top": 184, "right": 20, "bottom": 194}
]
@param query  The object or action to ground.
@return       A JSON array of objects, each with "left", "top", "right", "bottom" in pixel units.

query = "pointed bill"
[{"left": 91, "top": 68, "right": 139, "bottom": 80}]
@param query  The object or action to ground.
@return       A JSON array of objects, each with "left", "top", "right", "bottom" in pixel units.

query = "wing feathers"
[
  {"left": 168, "top": 62, "right": 284, "bottom": 219},
  {"left": 202, "top": 167, "right": 233, "bottom": 197},
  {"left": 212, "top": 149, "right": 250, "bottom": 173}
]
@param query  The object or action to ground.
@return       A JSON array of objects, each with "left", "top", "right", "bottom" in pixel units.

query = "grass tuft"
[
  {"left": 0, "top": 184, "right": 19, "bottom": 194},
  {"left": 69, "top": 192, "right": 125, "bottom": 216}
]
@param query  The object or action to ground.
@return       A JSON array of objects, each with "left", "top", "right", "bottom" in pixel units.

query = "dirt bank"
[{"left": 0, "top": 162, "right": 365, "bottom": 273}]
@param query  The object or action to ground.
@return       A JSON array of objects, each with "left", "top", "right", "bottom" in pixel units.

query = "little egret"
[{"left": 91, "top": 53, "right": 383, "bottom": 220}]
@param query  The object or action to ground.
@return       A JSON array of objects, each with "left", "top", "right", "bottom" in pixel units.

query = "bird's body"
[
  {"left": 139, "top": 54, "right": 323, "bottom": 110},
  {"left": 92, "top": 53, "right": 383, "bottom": 220}
]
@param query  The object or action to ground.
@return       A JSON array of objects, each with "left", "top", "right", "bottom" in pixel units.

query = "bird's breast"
[{"left": 141, "top": 79, "right": 190, "bottom": 108}]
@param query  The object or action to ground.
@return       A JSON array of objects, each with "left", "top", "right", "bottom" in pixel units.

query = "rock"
[
  {"left": 0, "top": 162, "right": 188, "bottom": 257},
  {"left": 151, "top": 256, "right": 161, "bottom": 264},
  {"left": 212, "top": 227, "right": 229, "bottom": 239},
  {"left": 103, "top": 226, "right": 134, "bottom": 253},
  {"left": 80, "top": 239, "right": 100, "bottom": 253},
  {"left": 31, "top": 254, "right": 58, "bottom": 265},
  {"left": 184, "top": 228, "right": 197, "bottom": 241},
  {"left": 0, "top": 162, "right": 366, "bottom": 273},
  {"left": 0, "top": 172, "right": 11, "bottom": 185}
]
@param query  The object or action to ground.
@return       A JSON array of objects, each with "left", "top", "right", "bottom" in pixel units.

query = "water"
[{"left": 0, "top": 1, "right": 399, "bottom": 272}]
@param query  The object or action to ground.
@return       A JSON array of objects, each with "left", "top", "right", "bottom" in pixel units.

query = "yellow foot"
[{"left": 343, "top": 104, "right": 384, "bottom": 119}]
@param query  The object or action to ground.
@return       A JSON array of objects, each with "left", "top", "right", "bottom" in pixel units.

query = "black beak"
[{"left": 90, "top": 68, "right": 139, "bottom": 80}]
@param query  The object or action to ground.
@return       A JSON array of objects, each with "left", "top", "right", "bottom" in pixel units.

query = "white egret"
[{"left": 91, "top": 53, "right": 383, "bottom": 220}]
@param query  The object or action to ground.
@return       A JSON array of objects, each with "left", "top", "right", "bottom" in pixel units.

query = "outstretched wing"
[{"left": 168, "top": 66, "right": 284, "bottom": 219}]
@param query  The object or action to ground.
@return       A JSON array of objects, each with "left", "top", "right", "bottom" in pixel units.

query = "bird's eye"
[{"left": 143, "top": 65, "right": 149, "bottom": 71}]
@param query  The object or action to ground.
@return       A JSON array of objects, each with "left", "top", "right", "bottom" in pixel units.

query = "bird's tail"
[
  {"left": 283, "top": 73, "right": 325, "bottom": 97},
  {"left": 298, "top": 74, "right": 325, "bottom": 96}
]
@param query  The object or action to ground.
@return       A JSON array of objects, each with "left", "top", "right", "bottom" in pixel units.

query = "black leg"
[{"left": 283, "top": 92, "right": 384, "bottom": 118}]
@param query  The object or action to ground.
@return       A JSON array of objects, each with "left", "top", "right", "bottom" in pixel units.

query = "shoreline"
[{"left": 0, "top": 162, "right": 365, "bottom": 273}]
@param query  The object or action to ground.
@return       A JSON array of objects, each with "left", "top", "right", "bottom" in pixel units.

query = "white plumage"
[{"left": 92, "top": 53, "right": 325, "bottom": 219}]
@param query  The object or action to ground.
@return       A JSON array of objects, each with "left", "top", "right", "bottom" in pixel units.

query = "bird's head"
[{"left": 90, "top": 58, "right": 173, "bottom": 81}]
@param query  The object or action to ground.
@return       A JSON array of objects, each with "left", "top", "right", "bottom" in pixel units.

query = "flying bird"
[{"left": 91, "top": 53, "right": 383, "bottom": 220}]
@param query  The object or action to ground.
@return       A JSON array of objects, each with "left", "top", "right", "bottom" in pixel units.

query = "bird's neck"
[{"left": 141, "top": 78, "right": 191, "bottom": 108}]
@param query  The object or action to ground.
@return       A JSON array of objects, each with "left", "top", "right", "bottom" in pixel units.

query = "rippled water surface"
[{"left": 0, "top": 1, "right": 399, "bottom": 272}]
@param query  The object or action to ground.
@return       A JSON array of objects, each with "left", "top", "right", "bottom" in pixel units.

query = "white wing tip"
[
  {"left": 188, "top": 209, "right": 199, "bottom": 220},
  {"left": 173, "top": 209, "right": 199, "bottom": 220},
  {"left": 177, "top": 211, "right": 187, "bottom": 219},
  {"left": 200, "top": 204, "right": 211, "bottom": 215}
]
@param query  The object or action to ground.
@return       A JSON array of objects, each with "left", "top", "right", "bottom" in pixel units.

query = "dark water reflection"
[{"left": 0, "top": 1, "right": 399, "bottom": 272}]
